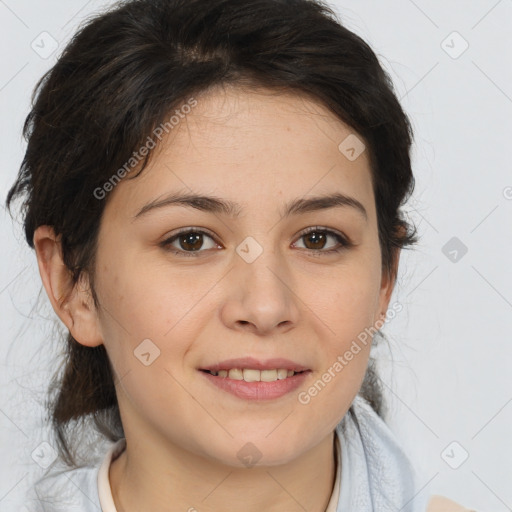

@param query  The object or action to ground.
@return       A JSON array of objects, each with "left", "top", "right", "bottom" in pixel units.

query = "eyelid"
[
  {"left": 166, "top": 226, "right": 218, "bottom": 240},
  {"left": 297, "top": 225, "right": 349, "bottom": 241}
]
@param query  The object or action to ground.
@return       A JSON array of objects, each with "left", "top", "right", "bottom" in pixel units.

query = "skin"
[{"left": 34, "top": 84, "right": 400, "bottom": 512}]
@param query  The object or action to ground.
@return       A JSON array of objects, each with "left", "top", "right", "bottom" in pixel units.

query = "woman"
[{"left": 7, "top": 0, "right": 475, "bottom": 510}]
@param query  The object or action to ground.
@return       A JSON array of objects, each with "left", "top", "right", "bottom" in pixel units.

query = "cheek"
[
  {"left": 307, "top": 263, "right": 381, "bottom": 339},
  {"left": 298, "top": 262, "right": 379, "bottom": 405},
  {"left": 295, "top": 332, "right": 372, "bottom": 443},
  {"left": 96, "top": 255, "right": 202, "bottom": 342},
  {"left": 95, "top": 259, "right": 214, "bottom": 402},
  {"left": 94, "top": 263, "right": 200, "bottom": 427}
]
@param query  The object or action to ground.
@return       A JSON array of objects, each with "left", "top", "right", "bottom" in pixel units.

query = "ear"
[
  {"left": 33, "top": 225, "right": 103, "bottom": 347},
  {"left": 374, "top": 240, "right": 402, "bottom": 326}
]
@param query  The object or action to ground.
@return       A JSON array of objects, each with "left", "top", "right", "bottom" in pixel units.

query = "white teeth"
[
  {"left": 228, "top": 368, "right": 243, "bottom": 380},
  {"left": 243, "top": 369, "right": 261, "bottom": 382},
  {"left": 208, "top": 368, "right": 299, "bottom": 382},
  {"left": 277, "top": 369, "right": 289, "bottom": 380}
]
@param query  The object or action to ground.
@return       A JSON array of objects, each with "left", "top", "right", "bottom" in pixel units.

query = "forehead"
[{"left": 104, "top": 85, "right": 375, "bottom": 221}]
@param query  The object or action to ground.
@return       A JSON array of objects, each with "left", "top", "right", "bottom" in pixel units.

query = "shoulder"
[
  {"left": 341, "top": 397, "right": 478, "bottom": 512},
  {"left": 426, "top": 495, "right": 478, "bottom": 512},
  {"left": 24, "top": 461, "right": 101, "bottom": 512}
]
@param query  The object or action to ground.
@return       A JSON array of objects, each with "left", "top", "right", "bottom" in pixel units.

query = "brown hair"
[{"left": 6, "top": 0, "right": 418, "bottom": 468}]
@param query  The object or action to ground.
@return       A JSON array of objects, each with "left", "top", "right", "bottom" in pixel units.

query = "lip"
[
  {"left": 200, "top": 357, "right": 310, "bottom": 373},
  {"left": 199, "top": 369, "right": 312, "bottom": 400}
]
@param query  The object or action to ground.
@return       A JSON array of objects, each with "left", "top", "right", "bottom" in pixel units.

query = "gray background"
[{"left": 1, "top": 0, "right": 511, "bottom": 510}]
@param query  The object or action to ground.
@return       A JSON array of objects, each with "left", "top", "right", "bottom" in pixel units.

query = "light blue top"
[{"left": 23, "top": 395, "right": 429, "bottom": 511}]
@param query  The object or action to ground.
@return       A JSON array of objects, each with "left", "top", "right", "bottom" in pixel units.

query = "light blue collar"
[{"left": 335, "top": 395, "right": 428, "bottom": 511}]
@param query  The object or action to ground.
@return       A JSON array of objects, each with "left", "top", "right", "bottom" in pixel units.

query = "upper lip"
[{"left": 200, "top": 357, "right": 310, "bottom": 373}]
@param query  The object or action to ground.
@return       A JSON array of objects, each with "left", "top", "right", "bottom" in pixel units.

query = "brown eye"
[
  {"left": 160, "top": 229, "right": 218, "bottom": 256},
  {"left": 160, "top": 226, "right": 351, "bottom": 258},
  {"left": 294, "top": 227, "right": 350, "bottom": 254},
  {"left": 177, "top": 232, "right": 204, "bottom": 251},
  {"left": 303, "top": 231, "right": 328, "bottom": 250}
]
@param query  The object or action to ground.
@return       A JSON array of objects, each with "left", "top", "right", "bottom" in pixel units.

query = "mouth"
[
  {"left": 200, "top": 356, "right": 309, "bottom": 373},
  {"left": 198, "top": 367, "right": 312, "bottom": 401},
  {"left": 199, "top": 368, "right": 308, "bottom": 382},
  {"left": 199, "top": 356, "right": 310, "bottom": 383}
]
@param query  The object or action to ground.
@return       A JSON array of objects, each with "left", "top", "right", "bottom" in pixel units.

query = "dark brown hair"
[{"left": 6, "top": 0, "right": 418, "bottom": 468}]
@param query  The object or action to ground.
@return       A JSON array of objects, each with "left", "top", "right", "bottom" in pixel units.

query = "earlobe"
[{"left": 33, "top": 225, "right": 104, "bottom": 347}]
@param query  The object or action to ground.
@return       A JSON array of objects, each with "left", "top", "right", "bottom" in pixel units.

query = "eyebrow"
[{"left": 133, "top": 191, "right": 368, "bottom": 222}]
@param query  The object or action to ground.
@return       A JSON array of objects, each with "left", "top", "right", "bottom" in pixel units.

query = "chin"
[{"left": 220, "top": 435, "right": 305, "bottom": 469}]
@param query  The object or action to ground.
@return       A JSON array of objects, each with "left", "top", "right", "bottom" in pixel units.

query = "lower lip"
[{"left": 199, "top": 370, "right": 311, "bottom": 400}]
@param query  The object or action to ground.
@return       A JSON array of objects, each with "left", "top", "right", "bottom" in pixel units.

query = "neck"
[{"left": 109, "top": 430, "right": 338, "bottom": 512}]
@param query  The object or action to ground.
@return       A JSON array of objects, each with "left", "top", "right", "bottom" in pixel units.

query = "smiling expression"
[{"left": 90, "top": 83, "right": 395, "bottom": 467}]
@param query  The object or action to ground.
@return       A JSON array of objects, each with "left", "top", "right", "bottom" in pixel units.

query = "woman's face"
[{"left": 91, "top": 85, "right": 396, "bottom": 467}]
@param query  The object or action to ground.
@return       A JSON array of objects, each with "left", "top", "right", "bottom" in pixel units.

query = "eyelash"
[{"left": 160, "top": 226, "right": 352, "bottom": 258}]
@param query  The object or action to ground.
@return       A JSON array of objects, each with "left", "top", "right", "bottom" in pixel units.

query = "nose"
[{"left": 220, "top": 241, "right": 301, "bottom": 336}]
